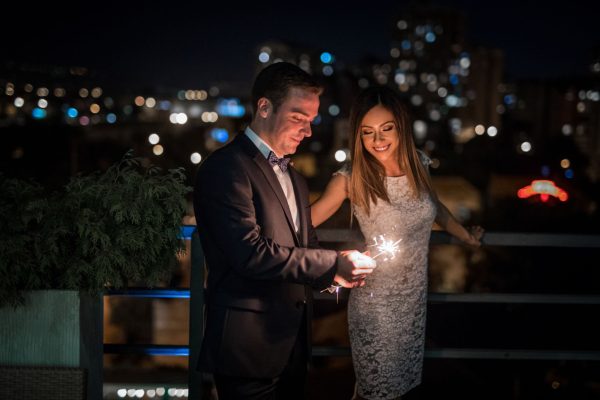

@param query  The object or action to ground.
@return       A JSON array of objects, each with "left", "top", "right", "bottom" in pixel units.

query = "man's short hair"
[{"left": 251, "top": 62, "right": 323, "bottom": 116}]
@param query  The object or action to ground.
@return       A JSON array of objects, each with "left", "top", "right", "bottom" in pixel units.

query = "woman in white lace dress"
[{"left": 311, "top": 86, "right": 484, "bottom": 399}]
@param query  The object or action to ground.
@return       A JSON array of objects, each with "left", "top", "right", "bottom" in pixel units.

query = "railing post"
[
  {"left": 80, "top": 292, "right": 103, "bottom": 400},
  {"left": 188, "top": 230, "right": 205, "bottom": 400}
]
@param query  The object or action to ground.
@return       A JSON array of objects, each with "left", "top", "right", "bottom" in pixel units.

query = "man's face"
[{"left": 263, "top": 87, "right": 319, "bottom": 156}]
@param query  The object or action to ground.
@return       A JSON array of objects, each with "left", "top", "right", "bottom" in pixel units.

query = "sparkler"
[
  {"left": 369, "top": 235, "right": 402, "bottom": 261},
  {"left": 320, "top": 281, "right": 342, "bottom": 303},
  {"left": 320, "top": 234, "right": 401, "bottom": 302}
]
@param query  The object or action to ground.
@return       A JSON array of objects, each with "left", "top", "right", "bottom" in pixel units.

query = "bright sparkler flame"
[
  {"left": 320, "top": 234, "right": 400, "bottom": 301},
  {"left": 369, "top": 235, "right": 402, "bottom": 260}
]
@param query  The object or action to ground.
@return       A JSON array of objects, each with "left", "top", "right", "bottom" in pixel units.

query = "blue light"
[
  {"left": 106, "top": 113, "right": 117, "bottom": 124},
  {"left": 313, "top": 114, "right": 322, "bottom": 125},
  {"left": 210, "top": 128, "right": 229, "bottom": 143},
  {"left": 179, "top": 225, "right": 196, "bottom": 239},
  {"left": 133, "top": 346, "right": 189, "bottom": 356},
  {"left": 320, "top": 52, "right": 333, "bottom": 64},
  {"left": 106, "top": 289, "right": 190, "bottom": 299},
  {"left": 144, "top": 347, "right": 189, "bottom": 356},
  {"left": 541, "top": 165, "right": 551, "bottom": 177},
  {"left": 504, "top": 94, "right": 516, "bottom": 105},
  {"left": 32, "top": 108, "right": 46, "bottom": 119},
  {"left": 67, "top": 107, "right": 78, "bottom": 118},
  {"left": 258, "top": 51, "right": 270, "bottom": 63},
  {"left": 565, "top": 169, "right": 574, "bottom": 179},
  {"left": 215, "top": 98, "right": 245, "bottom": 118},
  {"left": 425, "top": 32, "right": 436, "bottom": 43},
  {"left": 103, "top": 344, "right": 188, "bottom": 356},
  {"left": 401, "top": 40, "right": 411, "bottom": 50},
  {"left": 146, "top": 346, "right": 190, "bottom": 357},
  {"left": 449, "top": 74, "right": 459, "bottom": 85},
  {"left": 322, "top": 65, "right": 334, "bottom": 76}
]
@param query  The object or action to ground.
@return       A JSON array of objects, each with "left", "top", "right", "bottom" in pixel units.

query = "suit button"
[{"left": 295, "top": 300, "right": 307, "bottom": 309}]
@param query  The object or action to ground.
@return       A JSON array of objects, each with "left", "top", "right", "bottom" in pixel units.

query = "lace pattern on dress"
[{"left": 337, "top": 149, "right": 436, "bottom": 398}]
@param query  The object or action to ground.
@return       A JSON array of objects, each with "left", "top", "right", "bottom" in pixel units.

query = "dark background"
[{"left": 4, "top": 1, "right": 600, "bottom": 91}]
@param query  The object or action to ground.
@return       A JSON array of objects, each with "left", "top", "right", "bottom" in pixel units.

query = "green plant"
[
  {"left": 0, "top": 151, "right": 192, "bottom": 307},
  {"left": 0, "top": 178, "right": 48, "bottom": 307}
]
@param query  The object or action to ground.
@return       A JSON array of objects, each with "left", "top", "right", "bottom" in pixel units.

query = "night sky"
[{"left": 3, "top": 1, "right": 600, "bottom": 93}]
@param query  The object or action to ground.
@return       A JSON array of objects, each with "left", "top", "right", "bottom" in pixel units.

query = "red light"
[
  {"left": 517, "top": 179, "right": 569, "bottom": 203},
  {"left": 518, "top": 187, "right": 536, "bottom": 199}
]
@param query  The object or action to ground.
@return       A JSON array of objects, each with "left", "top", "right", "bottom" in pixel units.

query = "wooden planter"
[{"left": 0, "top": 290, "right": 102, "bottom": 400}]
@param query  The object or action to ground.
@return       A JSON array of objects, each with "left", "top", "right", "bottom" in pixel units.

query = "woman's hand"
[{"left": 463, "top": 225, "right": 484, "bottom": 247}]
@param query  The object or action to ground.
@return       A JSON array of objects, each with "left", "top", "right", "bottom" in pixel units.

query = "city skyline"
[
  {"left": 2, "top": 0, "right": 599, "bottom": 200},
  {"left": 3, "top": 1, "right": 600, "bottom": 92}
]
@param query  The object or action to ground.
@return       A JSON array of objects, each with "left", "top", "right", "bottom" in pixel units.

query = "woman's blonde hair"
[{"left": 348, "top": 86, "right": 434, "bottom": 215}]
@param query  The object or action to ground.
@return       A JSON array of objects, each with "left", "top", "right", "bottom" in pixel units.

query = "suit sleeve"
[
  {"left": 194, "top": 152, "right": 337, "bottom": 287},
  {"left": 306, "top": 210, "right": 337, "bottom": 290}
]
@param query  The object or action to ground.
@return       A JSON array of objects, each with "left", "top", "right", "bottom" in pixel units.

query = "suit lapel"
[
  {"left": 235, "top": 134, "right": 298, "bottom": 243},
  {"left": 289, "top": 168, "right": 308, "bottom": 248}
]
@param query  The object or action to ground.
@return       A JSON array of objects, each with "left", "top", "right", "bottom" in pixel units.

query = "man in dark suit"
[{"left": 193, "top": 62, "right": 376, "bottom": 399}]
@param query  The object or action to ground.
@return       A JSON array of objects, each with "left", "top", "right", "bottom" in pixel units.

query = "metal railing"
[{"left": 103, "top": 226, "right": 600, "bottom": 399}]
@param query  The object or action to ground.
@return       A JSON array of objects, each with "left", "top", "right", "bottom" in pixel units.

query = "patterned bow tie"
[{"left": 268, "top": 151, "right": 291, "bottom": 172}]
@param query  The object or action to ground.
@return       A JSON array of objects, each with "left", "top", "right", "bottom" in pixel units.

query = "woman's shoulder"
[{"left": 332, "top": 161, "right": 352, "bottom": 178}]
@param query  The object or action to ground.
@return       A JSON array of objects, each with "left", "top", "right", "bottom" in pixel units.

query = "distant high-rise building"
[{"left": 388, "top": 4, "right": 504, "bottom": 147}]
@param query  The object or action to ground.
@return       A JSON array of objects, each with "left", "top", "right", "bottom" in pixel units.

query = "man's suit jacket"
[{"left": 193, "top": 132, "right": 338, "bottom": 378}]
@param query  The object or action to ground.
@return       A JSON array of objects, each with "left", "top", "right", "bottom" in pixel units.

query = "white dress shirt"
[{"left": 244, "top": 127, "right": 300, "bottom": 233}]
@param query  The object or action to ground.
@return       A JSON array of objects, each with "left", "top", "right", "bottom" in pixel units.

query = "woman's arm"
[
  {"left": 310, "top": 173, "right": 349, "bottom": 227},
  {"left": 434, "top": 198, "right": 484, "bottom": 247}
]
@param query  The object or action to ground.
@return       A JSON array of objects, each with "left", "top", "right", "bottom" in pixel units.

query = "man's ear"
[{"left": 257, "top": 97, "right": 271, "bottom": 118}]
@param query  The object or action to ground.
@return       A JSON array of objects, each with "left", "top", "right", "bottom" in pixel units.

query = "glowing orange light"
[
  {"left": 517, "top": 180, "right": 568, "bottom": 202},
  {"left": 558, "top": 192, "right": 568, "bottom": 202},
  {"left": 517, "top": 187, "right": 535, "bottom": 199}
]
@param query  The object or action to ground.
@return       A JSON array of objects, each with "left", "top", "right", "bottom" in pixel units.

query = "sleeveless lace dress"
[{"left": 336, "top": 153, "right": 436, "bottom": 399}]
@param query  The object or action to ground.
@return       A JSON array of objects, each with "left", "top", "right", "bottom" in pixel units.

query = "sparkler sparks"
[
  {"left": 369, "top": 235, "right": 402, "bottom": 261},
  {"left": 320, "top": 234, "right": 401, "bottom": 302}
]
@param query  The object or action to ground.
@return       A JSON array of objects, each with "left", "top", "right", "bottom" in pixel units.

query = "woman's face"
[{"left": 359, "top": 105, "right": 400, "bottom": 166}]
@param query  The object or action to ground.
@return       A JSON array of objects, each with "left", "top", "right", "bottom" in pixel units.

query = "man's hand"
[{"left": 334, "top": 250, "right": 376, "bottom": 288}]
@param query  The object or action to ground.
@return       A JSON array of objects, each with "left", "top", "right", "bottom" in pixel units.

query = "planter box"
[
  {"left": 0, "top": 290, "right": 102, "bottom": 400},
  {"left": 0, "top": 365, "right": 85, "bottom": 400}
]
